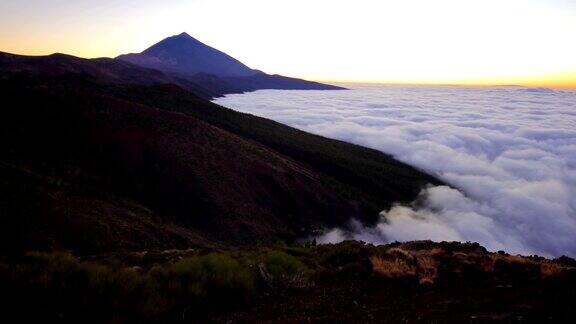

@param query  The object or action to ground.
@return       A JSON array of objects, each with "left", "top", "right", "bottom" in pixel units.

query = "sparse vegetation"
[
  {"left": 540, "top": 261, "right": 570, "bottom": 279},
  {"left": 2, "top": 241, "right": 573, "bottom": 322},
  {"left": 370, "top": 248, "right": 439, "bottom": 284},
  {"left": 370, "top": 256, "right": 416, "bottom": 278}
]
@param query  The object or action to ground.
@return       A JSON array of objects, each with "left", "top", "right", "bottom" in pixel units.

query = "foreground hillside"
[
  {"left": 0, "top": 51, "right": 439, "bottom": 254},
  {"left": 1, "top": 241, "right": 574, "bottom": 323}
]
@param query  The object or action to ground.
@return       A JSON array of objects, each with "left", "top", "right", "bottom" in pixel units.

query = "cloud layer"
[{"left": 214, "top": 84, "right": 576, "bottom": 257}]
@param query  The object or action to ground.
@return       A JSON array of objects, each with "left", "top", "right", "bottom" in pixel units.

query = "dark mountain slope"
[
  {"left": 0, "top": 52, "right": 224, "bottom": 99},
  {"left": 117, "top": 32, "right": 345, "bottom": 95},
  {"left": 0, "top": 52, "right": 440, "bottom": 254},
  {"left": 113, "top": 84, "right": 437, "bottom": 212}
]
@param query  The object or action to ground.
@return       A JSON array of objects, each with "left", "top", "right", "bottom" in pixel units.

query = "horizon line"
[
  {"left": 312, "top": 79, "right": 576, "bottom": 90},
  {"left": 2, "top": 48, "right": 575, "bottom": 90}
]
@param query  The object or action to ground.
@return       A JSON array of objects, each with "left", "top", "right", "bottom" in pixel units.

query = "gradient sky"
[{"left": 1, "top": 0, "right": 575, "bottom": 87}]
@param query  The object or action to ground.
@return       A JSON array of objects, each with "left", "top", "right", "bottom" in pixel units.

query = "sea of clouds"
[{"left": 214, "top": 84, "right": 576, "bottom": 257}]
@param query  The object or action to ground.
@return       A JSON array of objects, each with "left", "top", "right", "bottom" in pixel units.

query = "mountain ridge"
[{"left": 117, "top": 32, "right": 345, "bottom": 95}]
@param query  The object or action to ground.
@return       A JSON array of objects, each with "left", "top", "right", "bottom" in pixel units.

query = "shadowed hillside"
[{"left": 0, "top": 51, "right": 440, "bottom": 254}]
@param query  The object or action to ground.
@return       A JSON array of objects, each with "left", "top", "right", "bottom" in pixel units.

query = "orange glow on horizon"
[
  {"left": 315, "top": 74, "right": 576, "bottom": 90},
  {"left": 3, "top": 45, "right": 573, "bottom": 90}
]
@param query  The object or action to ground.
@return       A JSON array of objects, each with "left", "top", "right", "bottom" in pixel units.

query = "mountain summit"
[
  {"left": 119, "top": 32, "right": 257, "bottom": 77},
  {"left": 117, "top": 32, "right": 344, "bottom": 95}
]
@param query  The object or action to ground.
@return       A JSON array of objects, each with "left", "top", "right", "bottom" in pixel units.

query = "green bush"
[
  {"left": 317, "top": 241, "right": 374, "bottom": 273},
  {"left": 163, "top": 253, "right": 256, "bottom": 303},
  {"left": 263, "top": 251, "right": 309, "bottom": 277},
  {"left": 2, "top": 251, "right": 162, "bottom": 322},
  {"left": 258, "top": 250, "right": 312, "bottom": 290}
]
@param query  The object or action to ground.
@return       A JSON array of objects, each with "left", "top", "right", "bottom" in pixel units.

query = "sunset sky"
[{"left": 1, "top": 0, "right": 575, "bottom": 87}]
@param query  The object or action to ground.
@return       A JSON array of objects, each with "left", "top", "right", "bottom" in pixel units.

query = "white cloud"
[{"left": 214, "top": 85, "right": 576, "bottom": 257}]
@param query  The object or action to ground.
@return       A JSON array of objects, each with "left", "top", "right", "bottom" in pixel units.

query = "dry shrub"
[
  {"left": 416, "top": 256, "right": 438, "bottom": 285},
  {"left": 386, "top": 247, "right": 413, "bottom": 260},
  {"left": 540, "top": 262, "right": 567, "bottom": 279},
  {"left": 452, "top": 251, "right": 468, "bottom": 258},
  {"left": 419, "top": 277, "right": 434, "bottom": 286},
  {"left": 480, "top": 256, "right": 496, "bottom": 273},
  {"left": 480, "top": 254, "right": 531, "bottom": 273},
  {"left": 429, "top": 247, "right": 445, "bottom": 257},
  {"left": 370, "top": 256, "right": 416, "bottom": 278},
  {"left": 501, "top": 255, "right": 530, "bottom": 264}
]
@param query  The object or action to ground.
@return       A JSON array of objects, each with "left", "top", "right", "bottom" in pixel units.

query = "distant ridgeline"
[{"left": 117, "top": 32, "right": 345, "bottom": 98}]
